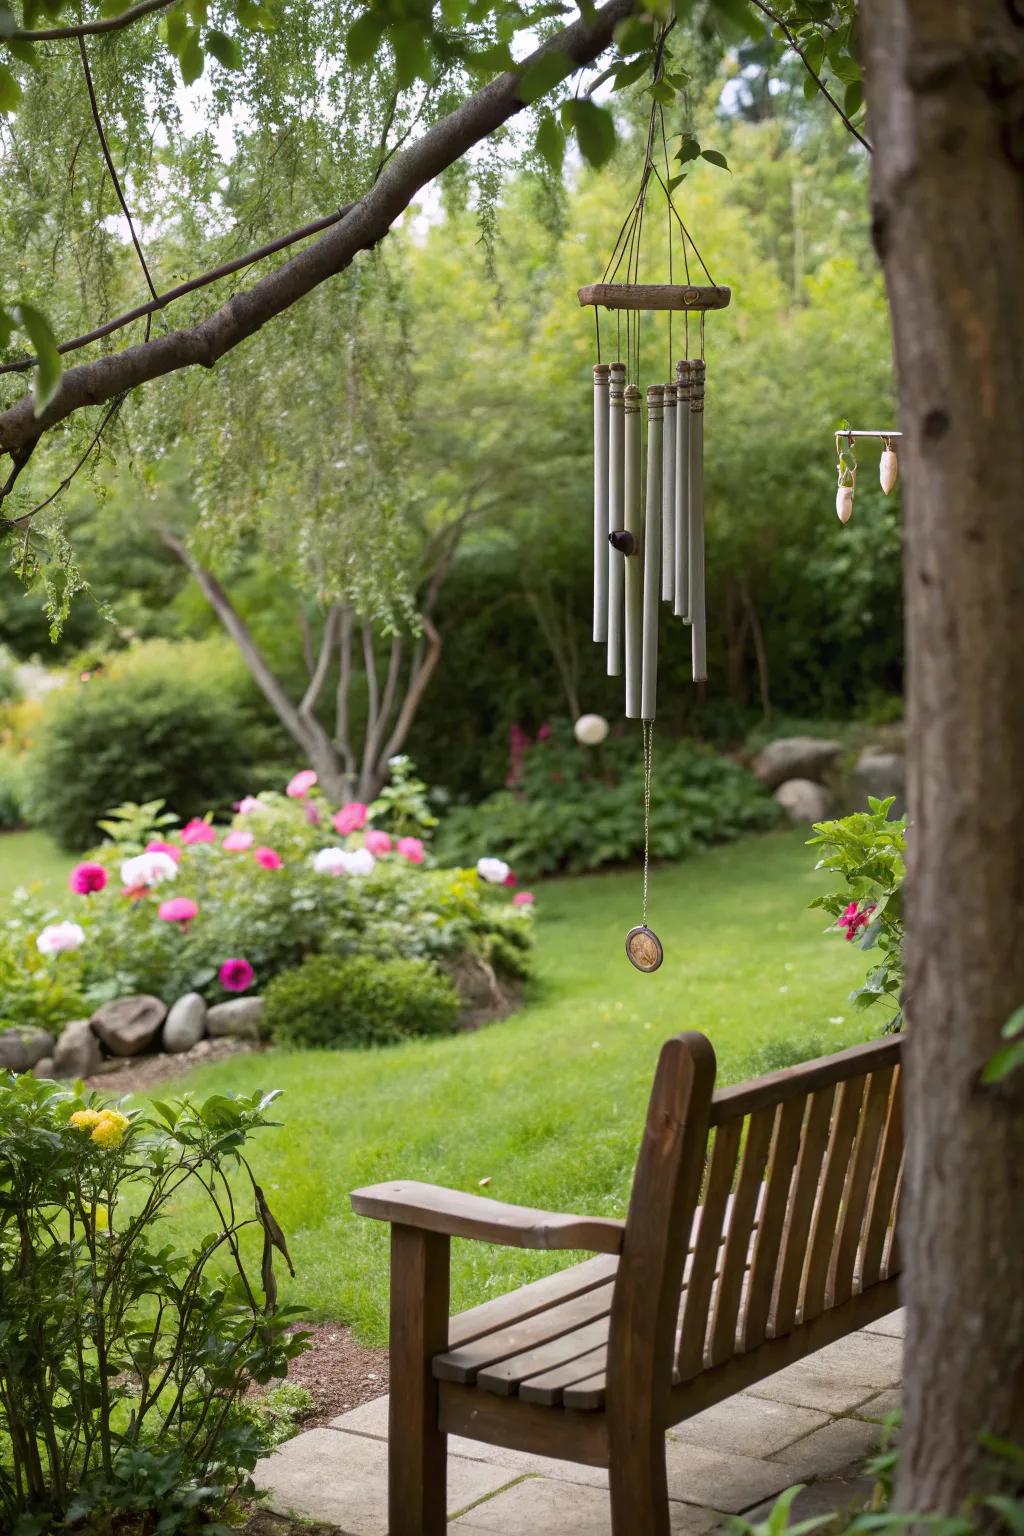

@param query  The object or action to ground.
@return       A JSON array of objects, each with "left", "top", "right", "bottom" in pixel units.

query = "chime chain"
[{"left": 642, "top": 718, "right": 654, "bottom": 930}]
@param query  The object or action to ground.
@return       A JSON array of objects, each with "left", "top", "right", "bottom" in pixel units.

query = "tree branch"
[
  {"left": 0, "top": 0, "right": 636, "bottom": 456},
  {"left": 334, "top": 606, "right": 356, "bottom": 788},
  {"left": 11, "top": 0, "right": 178, "bottom": 43},
  {"left": 299, "top": 603, "right": 341, "bottom": 717},
  {"left": 379, "top": 616, "right": 442, "bottom": 767},
  {"left": 747, "top": 0, "right": 872, "bottom": 153}
]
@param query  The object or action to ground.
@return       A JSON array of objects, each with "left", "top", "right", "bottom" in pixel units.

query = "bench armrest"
[{"left": 351, "top": 1180, "right": 625, "bottom": 1254}]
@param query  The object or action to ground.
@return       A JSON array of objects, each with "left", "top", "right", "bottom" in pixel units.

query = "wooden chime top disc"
[
  {"left": 578, "top": 283, "right": 731, "bottom": 313},
  {"left": 625, "top": 925, "right": 663, "bottom": 973}
]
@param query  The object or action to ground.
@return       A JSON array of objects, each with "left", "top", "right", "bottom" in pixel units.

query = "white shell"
[
  {"left": 574, "top": 713, "right": 610, "bottom": 746},
  {"left": 879, "top": 448, "right": 898, "bottom": 495},
  {"left": 836, "top": 484, "right": 854, "bottom": 524}
]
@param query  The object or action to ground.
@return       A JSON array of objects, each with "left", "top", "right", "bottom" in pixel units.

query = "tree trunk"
[{"left": 862, "top": 0, "right": 1024, "bottom": 1510}]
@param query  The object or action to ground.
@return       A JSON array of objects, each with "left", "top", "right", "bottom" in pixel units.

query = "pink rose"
[
  {"left": 333, "top": 802, "right": 369, "bottom": 835},
  {"left": 396, "top": 836, "right": 425, "bottom": 865},
  {"left": 158, "top": 897, "right": 198, "bottom": 924},
  {"left": 69, "top": 861, "right": 107, "bottom": 895},
  {"left": 306, "top": 801, "right": 321, "bottom": 826},
  {"left": 219, "top": 957, "right": 255, "bottom": 992},
  {"left": 223, "top": 829, "right": 254, "bottom": 852},
  {"left": 365, "top": 829, "right": 393, "bottom": 856},
  {"left": 145, "top": 840, "right": 181, "bottom": 864},
  {"left": 235, "top": 796, "right": 262, "bottom": 814},
  {"left": 254, "top": 846, "right": 282, "bottom": 870},
  {"left": 180, "top": 819, "right": 216, "bottom": 846},
  {"left": 513, "top": 891, "right": 535, "bottom": 907},
  {"left": 286, "top": 770, "right": 318, "bottom": 799}
]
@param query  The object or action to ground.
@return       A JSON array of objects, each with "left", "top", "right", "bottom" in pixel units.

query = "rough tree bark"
[{"left": 862, "top": 0, "right": 1024, "bottom": 1510}]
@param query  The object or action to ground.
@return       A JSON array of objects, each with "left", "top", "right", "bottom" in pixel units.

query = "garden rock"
[
  {"left": 0, "top": 1027, "right": 56, "bottom": 1073},
  {"left": 54, "top": 1018, "right": 103, "bottom": 1078},
  {"left": 208, "top": 997, "right": 265, "bottom": 1040},
  {"left": 33, "top": 1057, "right": 55, "bottom": 1079},
  {"left": 775, "top": 777, "right": 832, "bottom": 824},
  {"left": 164, "top": 992, "right": 208, "bottom": 1054},
  {"left": 753, "top": 736, "right": 841, "bottom": 790},
  {"left": 91, "top": 995, "right": 168, "bottom": 1057},
  {"left": 849, "top": 749, "right": 906, "bottom": 817}
]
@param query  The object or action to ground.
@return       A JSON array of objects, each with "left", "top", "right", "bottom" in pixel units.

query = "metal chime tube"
[
  {"left": 642, "top": 385, "right": 664, "bottom": 721},
  {"left": 607, "top": 362, "right": 626, "bottom": 677},
  {"left": 624, "top": 383, "right": 643, "bottom": 718},
  {"left": 661, "top": 381, "right": 676, "bottom": 605},
  {"left": 592, "top": 363, "right": 610, "bottom": 643},
  {"left": 674, "top": 359, "right": 692, "bottom": 622},
  {"left": 688, "top": 359, "right": 707, "bottom": 683}
]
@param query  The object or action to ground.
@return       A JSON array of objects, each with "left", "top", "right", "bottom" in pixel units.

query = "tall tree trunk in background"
[{"left": 862, "top": 0, "right": 1024, "bottom": 1509}]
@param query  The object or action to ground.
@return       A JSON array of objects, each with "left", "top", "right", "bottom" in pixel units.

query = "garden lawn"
[
  {"left": 151, "top": 829, "right": 871, "bottom": 1345},
  {"left": 0, "top": 830, "right": 70, "bottom": 900}
]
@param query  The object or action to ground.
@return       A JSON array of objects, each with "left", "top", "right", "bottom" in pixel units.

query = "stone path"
[{"left": 258, "top": 1312, "right": 902, "bottom": 1535}]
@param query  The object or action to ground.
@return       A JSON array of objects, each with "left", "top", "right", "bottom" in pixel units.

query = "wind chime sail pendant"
[{"left": 579, "top": 283, "right": 731, "bottom": 971}]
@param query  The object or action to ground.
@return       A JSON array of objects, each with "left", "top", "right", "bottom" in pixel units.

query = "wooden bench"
[{"left": 351, "top": 1030, "right": 903, "bottom": 1536}]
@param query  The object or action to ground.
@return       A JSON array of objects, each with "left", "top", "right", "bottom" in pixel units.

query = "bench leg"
[
  {"left": 609, "top": 1435, "right": 670, "bottom": 1536},
  {"left": 388, "top": 1224, "right": 450, "bottom": 1536}
]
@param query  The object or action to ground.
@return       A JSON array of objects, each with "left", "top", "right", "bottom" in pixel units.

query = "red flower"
[{"left": 69, "top": 862, "right": 107, "bottom": 895}]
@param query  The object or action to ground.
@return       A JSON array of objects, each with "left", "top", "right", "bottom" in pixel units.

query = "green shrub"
[
  {"left": 0, "top": 1074, "right": 307, "bottom": 1534},
  {"left": 24, "top": 639, "right": 282, "bottom": 850},
  {"left": 435, "top": 722, "right": 780, "bottom": 878},
  {"left": 0, "top": 747, "right": 27, "bottom": 829},
  {"left": 265, "top": 952, "right": 459, "bottom": 1049}
]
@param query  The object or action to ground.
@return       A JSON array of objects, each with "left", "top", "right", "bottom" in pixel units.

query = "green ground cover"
[
  {"left": 151, "top": 829, "right": 869, "bottom": 1344},
  {"left": 0, "top": 830, "right": 71, "bottom": 900}
]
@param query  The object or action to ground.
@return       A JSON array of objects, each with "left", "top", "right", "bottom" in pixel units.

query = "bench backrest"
[{"left": 608, "top": 1031, "right": 903, "bottom": 1404}]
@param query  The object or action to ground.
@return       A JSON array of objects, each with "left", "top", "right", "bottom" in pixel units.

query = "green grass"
[
  {"left": 0, "top": 829, "right": 71, "bottom": 900},
  {"left": 144, "top": 829, "right": 869, "bottom": 1345}
]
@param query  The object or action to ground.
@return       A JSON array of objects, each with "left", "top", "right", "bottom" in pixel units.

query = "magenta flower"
[
  {"left": 145, "top": 840, "right": 181, "bottom": 864},
  {"left": 396, "top": 836, "right": 425, "bottom": 865},
  {"left": 69, "top": 861, "right": 107, "bottom": 895},
  {"left": 254, "top": 846, "right": 282, "bottom": 870},
  {"left": 181, "top": 819, "right": 216, "bottom": 846},
  {"left": 536, "top": 722, "right": 553, "bottom": 742},
  {"left": 223, "top": 829, "right": 254, "bottom": 852},
  {"left": 836, "top": 900, "right": 876, "bottom": 942},
  {"left": 219, "top": 957, "right": 255, "bottom": 992},
  {"left": 286, "top": 770, "right": 318, "bottom": 799},
  {"left": 504, "top": 871, "right": 517, "bottom": 887},
  {"left": 305, "top": 801, "right": 321, "bottom": 826},
  {"left": 333, "top": 801, "right": 369, "bottom": 836},
  {"left": 365, "top": 829, "right": 393, "bottom": 856},
  {"left": 235, "top": 796, "right": 262, "bottom": 814},
  {"left": 158, "top": 897, "right": 198, "bottom": 924},
  {"left": 513, "top": 891, "right": 535, "bottom": 907}
]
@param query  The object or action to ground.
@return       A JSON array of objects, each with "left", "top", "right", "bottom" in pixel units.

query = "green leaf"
[
  {"left": 561, "top": 97, "right": 615, "bottom": 169},
  {"left": 12, "top": 301, "right": 61, "bottom": 414},
  {"left": 708, "top": 0, "right": 755, "bottom": 43},
  {"left": 612, "top": 15, "right": 654, "bottom": 55},
  {"left": 345, "top": 9, "right": 385, "bottom": 65},
  {"left": 700, "top": 148, "right": 730, "bottom": 171},
  {"left": 535, "top": 110, "right": 565, "bottom": 174},
  {"left": 206, "top": 28, "right": 243, "bottom": 68},
  {"left": 99, "top": 0, "right": 137, "bottom": 14},
  {"left": 0, "top": 60, "right": 22, "bottom": 114},
  {"left": 236, "top": 0, "right": 276, "bottom": 31},
  {"left": 844, "top": 79, "right": 863, "bottom": 116},
  {"left": 178, "top": 28, "right": 205, "bottom": 82},
  {"left": 676, "top": 135, "right": 701, "bottom": 163},
  {"left": 4, "top": 37, "right": 38, "bottom": 63},
  {"left": 613, "top": 54, "right": 651, "bottom": 88},
  {"left": 0, "top": 5, "right": 15, "bottom": 36},
  {"left": 391, "top": 21, "right": 433, "bottom": 87},
  {"left": 518, "top": 47, "right": 571, "bottom": 105},
  {"left": 0, "top": 305, "right": 12, "bottom": 349},
  {"left": 666, "top": 172, "right": 686, "bottom": 192},
  {"left": 648, "top": 79, "right": 674, "bottom": 105}
]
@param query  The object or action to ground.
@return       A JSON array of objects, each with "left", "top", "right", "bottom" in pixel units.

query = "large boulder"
[
  {"left": 0, "top": 1027, "right": 56, "bottom": 1073},
  {"left": 164, "top": 993, "right": 208, "bottom": 1054},
  {"left": 849, "top": 748, "right": 906, "bottom": 817},
  {"left": 753, "top": 736, "right": 842, "bottom": 790},
  {"left": 90, "top": 995, "right": 167, "bottom": 1057},
  {"left": 53, "top": 1018, "right": 103, "bottom": 1078},
  {"left": 32, "top": 1057, "right": 55, "bottom": 1079},
  {"left": 207, "top": 997, "right": 265, "bottom": 1040},
  {"left": 774, "top": 778, "right": 833, "bottom": 825}
]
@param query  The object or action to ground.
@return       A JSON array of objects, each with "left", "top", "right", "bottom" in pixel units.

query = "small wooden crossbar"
[{"left": 578, "top": 283, "right": 731, "bottom": 313}]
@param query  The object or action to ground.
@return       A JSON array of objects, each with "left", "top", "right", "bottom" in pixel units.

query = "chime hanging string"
[{"left": 641, "top": 719, "right": 654, "bottom": 930}]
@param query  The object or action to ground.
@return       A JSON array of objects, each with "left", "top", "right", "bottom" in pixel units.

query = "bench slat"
[
  {"left": 519, "top": 1341, "right": 610, "bottom": 1406},
  {"left": 859, "top": 1067, "right": 903, "bottom": 1288},
  {"left": 769, "top": 1084, "right": 836, "bottom": 1338},
  {"left": 447, "top": 1254, "right": 618, "bottom": 1349},
  {"left": 563, "top": 1367, "right": 610, "bottom": 1411},
  {"left": 711, "top": 1035, "right": 900, "bottom": 1124},
  {"left": 435, "top": 1279, "right": 615, "bottom": 1383},
  {"left": 675, "top": 1120, "right": 741, "bottom": 1380},
  {"left": 828, "top": 1065, "right": 896, "bottom": 1307},
  {"left": 882, "top": 1165, "right": 903, "bottom": 1278},
  {"left": 742, "top": 1094, "right": 806, "bottom": 1350},
  {"left": 707, "top": 1105, "right": 774, "bottom": 1366},
  {"left": 477, "top": 1316, "right": 610, "bottom": 1397},
  {"left": 802, "top": 1075, "right": 866, "bottom": 1320}
]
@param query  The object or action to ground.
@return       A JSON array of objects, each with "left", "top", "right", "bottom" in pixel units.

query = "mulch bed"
[
  {"left": 278, "top": 1321, "right": 389, "bottom": 1427},
  {"left": 84, "top": 1036, "right": 266, "bottom": 1094}
]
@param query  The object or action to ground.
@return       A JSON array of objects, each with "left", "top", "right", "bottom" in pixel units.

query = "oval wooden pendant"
[{"left": 625, "top": 925, "right": 663, "bottom": 973}]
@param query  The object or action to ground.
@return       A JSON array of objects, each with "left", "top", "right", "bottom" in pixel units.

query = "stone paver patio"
[{"left": 258, "top": 1311, "right": 902, "bottom": 1534}]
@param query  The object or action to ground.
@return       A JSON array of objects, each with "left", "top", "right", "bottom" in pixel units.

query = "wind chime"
[
  {"left": 578, "top": 99, "right": 730, "bottom": 974},
  {"left": 834, "top": 428, "right": 902, "bottom": 522}
]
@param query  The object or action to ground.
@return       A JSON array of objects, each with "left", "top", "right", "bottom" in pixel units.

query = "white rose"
[
  {"left": 341, "top": 848, "right": 376, "bottom": 877},
  {"left": 121, "top": 851, "right": 178, "bottom": 888},
  {"left": 36, "top": 921, "right": 85, "bottom": 955},
  {"left": 313, "top": 848, "right": 347, "bottom": 876},
  {"left": 477, "top": 857, "right": 510, "bottom": 886}
]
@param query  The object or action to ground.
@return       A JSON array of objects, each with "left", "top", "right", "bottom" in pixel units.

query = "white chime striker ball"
[
  {"left": 879, "top": 448, "right": 899, "bottom": 495},
  {"left": 575, "top": 713, "right": 610, "bottom": 746},
  {"left": 836, "top": 484, "right": 854, "bottom": 524}
]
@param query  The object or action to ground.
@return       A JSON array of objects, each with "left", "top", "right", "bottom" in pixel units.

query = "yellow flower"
[
  {"left": 89, "top": 1110, "right": 130, "bottom": 1149},
  {"left": 69, "top": 1109, "right": 103, "bottom": 1131}
]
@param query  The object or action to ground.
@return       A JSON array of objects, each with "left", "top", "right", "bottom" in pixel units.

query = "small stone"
[
  {"left": 0, "top": 1027, "right": 57, "bottom": 1073},
  {"left": 164, "top": 992, "right": 208, "bottom": 1054},
  {"left": 207, "top": 996, "right": 265, "bottom": 1039},
  {"left": 53, "top": 1018, "right": 103, "bottom": 1079},
  {"left": 774, "top": 777, "right": 832, "bottom": 824},
  {"left": 752, "top": 736, "right": 841, "bottom": 790},
  {"left": 91, "top": 995, "right": 168, "bottom": 1057},
  {"left": 32, "top": 1056, "right": 55, "bottom": 1079},
  {"left": 849, "top": 749, "right": 906, "bottom": 817}
]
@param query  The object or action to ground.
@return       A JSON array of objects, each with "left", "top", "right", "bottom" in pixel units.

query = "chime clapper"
[{"left": 833, "top": 429, "right": 902, "bottom": 520}]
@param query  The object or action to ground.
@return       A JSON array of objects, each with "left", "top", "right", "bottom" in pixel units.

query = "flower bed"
[{"left": 0, "top": 762, "right": 534, "bottom": 1070}]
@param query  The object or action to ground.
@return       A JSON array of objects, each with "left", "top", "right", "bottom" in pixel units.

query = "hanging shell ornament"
[
  {"left": 879, "top": 443, "right": 899, "bottom": 495},
  {"left": 836, "top": 468, "right": 855, "bottom": 524}
]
